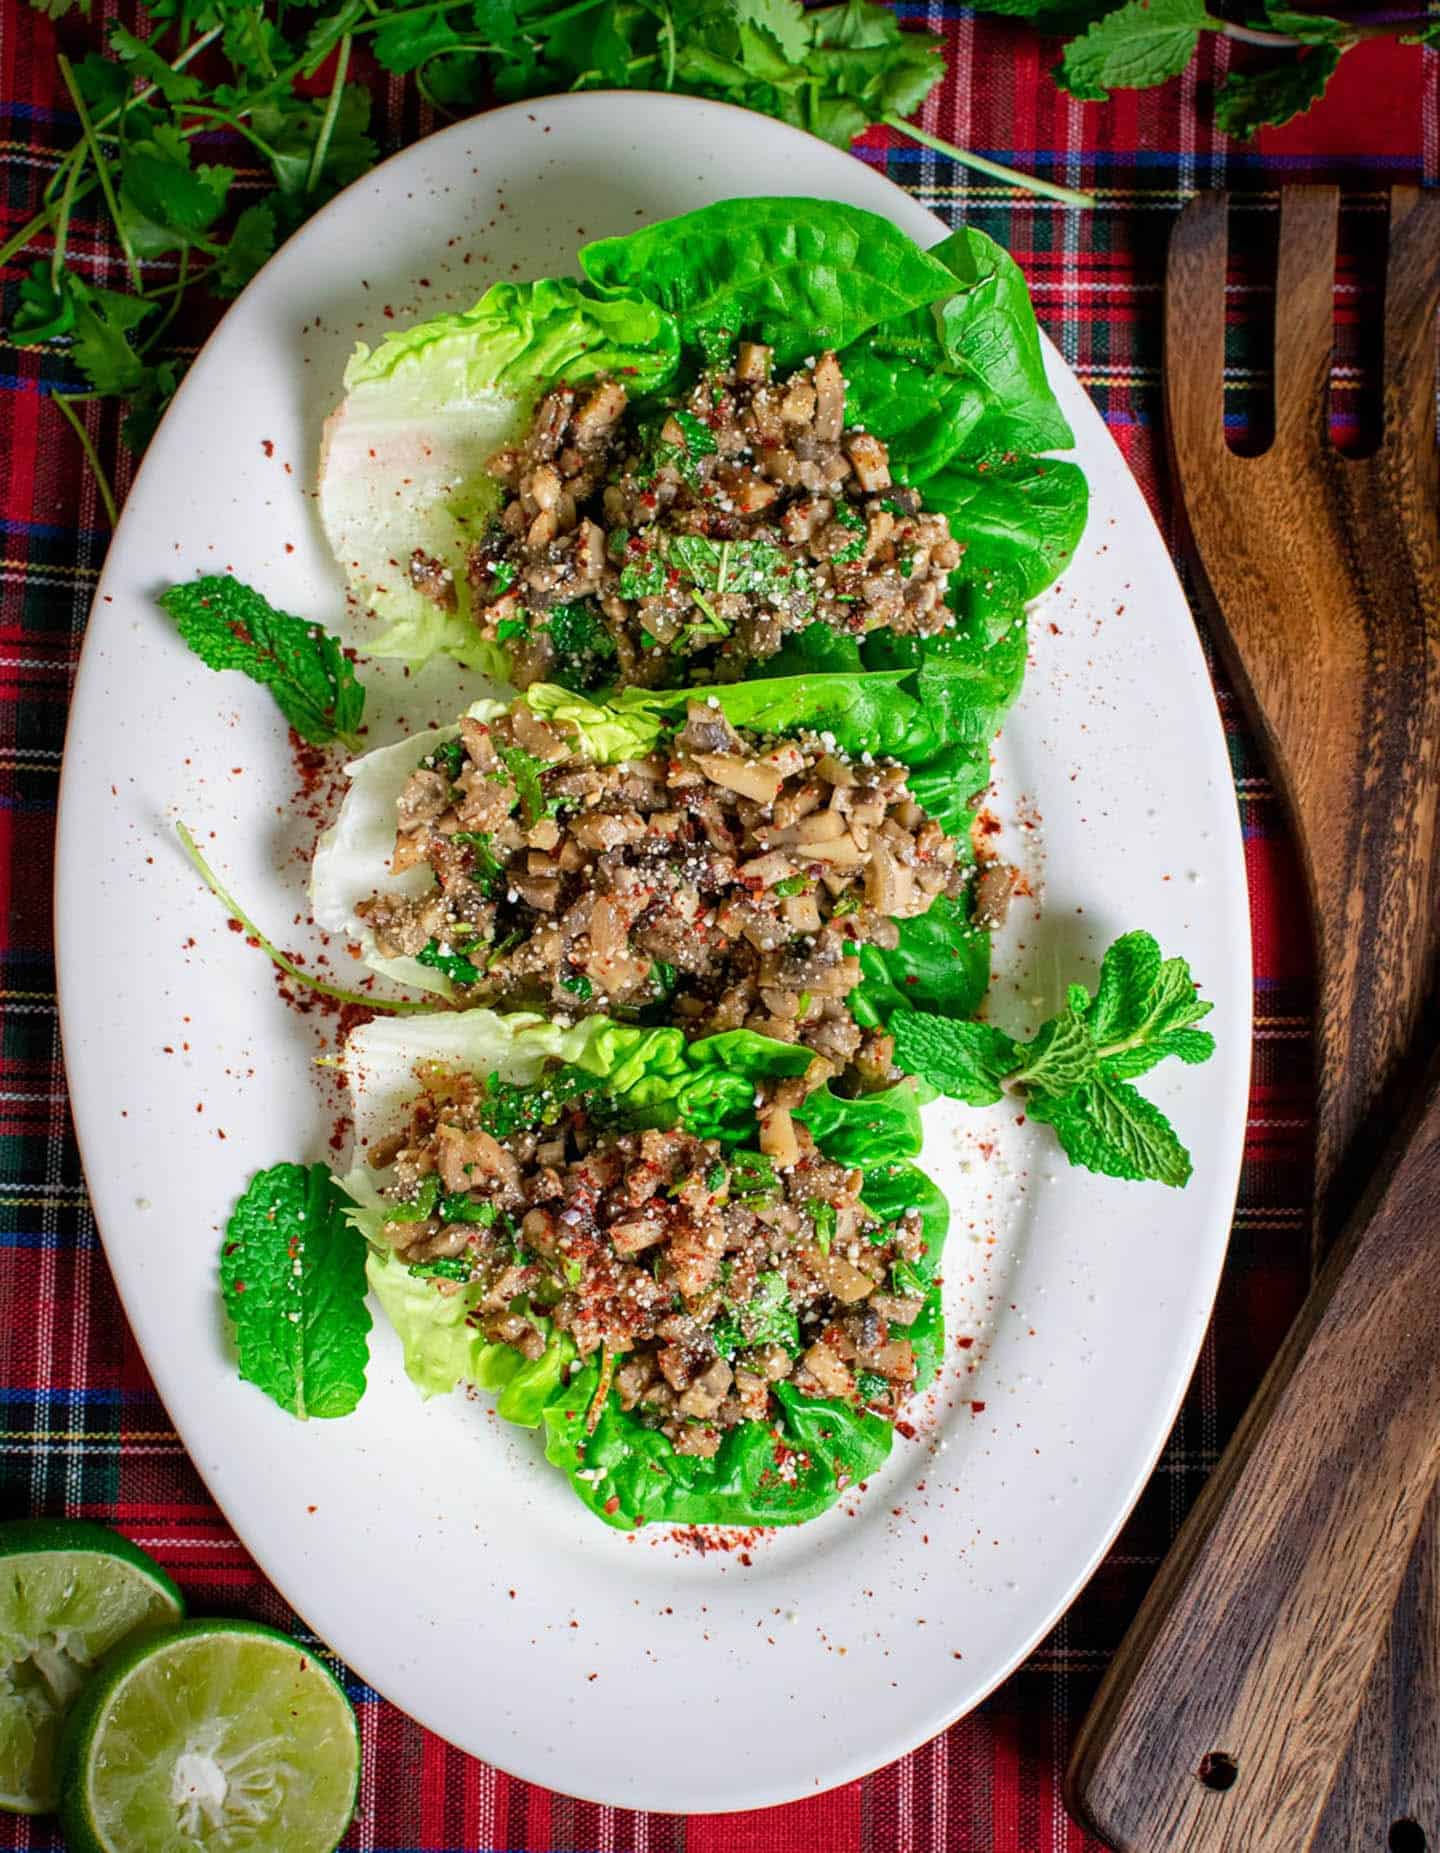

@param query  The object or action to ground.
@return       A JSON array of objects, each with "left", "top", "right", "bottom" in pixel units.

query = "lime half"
[
  {"left": 0, "top": 1518, "right": 183, "bottom": 1814},
  {"left": 60, "top": 1619, "right": 360, "bottom": 1853}
]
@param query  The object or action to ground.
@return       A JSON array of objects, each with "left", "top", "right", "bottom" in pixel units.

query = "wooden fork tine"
[
  {"left": 1164, "top": 192, "right": 1231, "bottom": 474},
  {"left": 1381, "top": 188, "right": 1440, "bottom": 466},
  {"left": 1272, "top": 186, "right": 1338, "bottom": 457}
]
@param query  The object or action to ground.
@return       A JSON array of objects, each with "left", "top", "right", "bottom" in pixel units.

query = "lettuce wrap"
[
  {"left": 310, "top": 669, "right": 993, "bottom": 1021},
  {"left": 341, "top": 1008, "right": 948, "bottom": 1528},
  {"left": 318, "top": 196, "right": 1086, "bottom": 709}
]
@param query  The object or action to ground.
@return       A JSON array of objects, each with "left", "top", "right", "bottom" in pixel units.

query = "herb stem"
[
  {"left": 49, "top": 142, "right": 85, "bottom": 291},
  {"left": 306, "top": 33, "right": 353, "bottom": 193},
  {"left": 174, "top": 822, "right": 433, "bottom": 1015},
  {"left": 133, "top": 24, "right": 225, "bottom": 107},
  {"left": 1216, "top": 20, "right": 1306, "bottom": 44},
  {"left": 142, "top": 246, "right": 189, "bottom": 354},
  {"left": 880, "top": 116, "right": 1097, "bottom": 209},
  {"left": 347, "top": 0, "right": 483, "bottom": 34},
  {"left": 52, "top": 394, "right": 119, "bottom": 528},
  {"left": 57, "top": 55, "right": 143, "bottom": 293},
  {"left": 181, "top": 104, "right": 285, "bottom": 164}
]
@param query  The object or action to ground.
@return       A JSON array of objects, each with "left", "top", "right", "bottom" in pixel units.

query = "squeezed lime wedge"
[
  {"left": 0, "top": 1518, "right": 183, "bottom": 1814},
  {"left": 60, "top": 1618, "right": 359, "bottom": 1853}
]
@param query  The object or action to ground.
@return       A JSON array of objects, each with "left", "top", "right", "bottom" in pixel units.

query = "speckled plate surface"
[{"left": 55, "top": 94, "right": 1249, "bottom": 1812}]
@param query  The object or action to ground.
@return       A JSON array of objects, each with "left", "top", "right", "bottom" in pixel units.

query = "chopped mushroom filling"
[
  {"left": 356, "top": 699, "right": 967, "bottom": 1087},
  {"left": 464, "top": 347, "right": 964, "bottom": 689},
  {"left": 373, "top": 1068, "right": 932, "bottom": 1456}
]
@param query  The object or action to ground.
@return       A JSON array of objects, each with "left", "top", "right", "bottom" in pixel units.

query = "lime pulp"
[
  {"left": 60, "top": 1618, "right": 360, "bottom": 1853},
  {"left": 0, "top": 1519, "right": 183, "bottom": 1814}
]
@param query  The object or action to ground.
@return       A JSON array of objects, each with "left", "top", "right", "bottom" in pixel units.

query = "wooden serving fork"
[{"left": 1066, "top": 188, "right": 1440, "bottom": 1850}]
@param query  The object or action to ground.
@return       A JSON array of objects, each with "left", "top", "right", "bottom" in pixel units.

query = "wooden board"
[{"left": 1067, "top": 185, "right": 1440, "bottom": 1852}]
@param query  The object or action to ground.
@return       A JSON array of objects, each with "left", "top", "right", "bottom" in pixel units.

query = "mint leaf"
[
  {"left": 220, "top": 1162, "right": 371, "bottom": 1419},
  {"left": 1028, "top": 1076, "right": 1194, "bottom": 1187},
  {"left": 1215, "top": 44, "right": 1342, "bottom": 137},
  {"left": 159, "top": 575, "right": 366, "bottom": 749},
  {"left": 891, "top": 1012, "right": 1018, "bottom": 1106},
  {"left": 1009, "top": 1007, "right": 1095, "bottom": 1094},
  {"left": 895, "top": 931, "right": 1214, "bottom": 1187},
  {"left": 1057, "top": 0, "right": 1220, "bottom": 99},
  {"left": 1082, "top": 929, "right": 1215, "bottom": 1079}
]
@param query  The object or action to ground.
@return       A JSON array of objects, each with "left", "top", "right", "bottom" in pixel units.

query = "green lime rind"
[
  {"left": 0, "top": 1519, "right": 184, "bottom": 1816},
  {"left": 59, "top": 1618, "right": 360, "bottom": 1853}
]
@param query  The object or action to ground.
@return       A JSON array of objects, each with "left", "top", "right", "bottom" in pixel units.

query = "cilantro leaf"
[
  {"left": 373, "top": 13, "right": 467, "bottom": 74},
  {"left": 159, "top": 574, "right": 366, "bottom": 749},
  {"left": 1214, "top": 44, "right": 1342, "bottom": 137},
  {"left": 417, "top": 940, "right": 482, "bottom": 986},
  {"left": 68, "top": 279, "right": 154, "bottom": 395},
  {"left": 221, "top": 8, "right": 284, "bottom": 76},
  {"left": 12, "top": 264, "right": 76, "bottom": 343},
  {"left": 120, "top": 124, "right": 234, "bottom": 246},
  {"left": 108, "top": 24, "right": 204, "bottom": 104},
  {"left": 119, "top": 358, "right": 182, "bottom": 453},
  {"left": 220, "top": 1162, "right": 371, "bottom": 1420},
  {"left": 72, "top": 51, "right": 129, "bottom": 117},
  {"left": 712, "top": 1270, "right": 801, "bottom": 1358},
  {"left": 210, "top": 203, "right": 278, "bottom": 298},
  {"left": 252, "top": 86, "right": 377, "bottom": 214},
  {"left": 1057, "top": 0, "right": 1221, "bottom": 99},
  {"left": 498, "top": 744, "right": 552, "bottom": 827}
]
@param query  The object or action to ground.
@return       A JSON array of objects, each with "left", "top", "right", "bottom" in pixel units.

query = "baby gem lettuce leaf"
[
  {"left": 922, "top": 456, "right": 1089, "bottom": 605},
  {"left": 220, "top": 1163, "right": 372, "bottom": 1419},
  {"left": 159, "top": 575, "right": 365, "bottom": 750},
  {"left": 892, "top": 931, "right": 1216, "bottom": 1186},
  {"left": 544, "top": 1364, "right": 894, "bottom": 1529},
  {"left": 579, "top": 198, "right": 958, "bottom": 366},
  {"left": 319, "top": 276, "right": 678, "bottom": 667},
  {"left": 840, "top": 226, "right": 1074, "bottom": 482}
]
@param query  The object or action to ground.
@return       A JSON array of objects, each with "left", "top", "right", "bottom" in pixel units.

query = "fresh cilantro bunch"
[
  {"left": 893, "top": 930, "right": 1217, "bottom": 1186},
  {"left": 7, "top": 0, "right": 1089, "bottom": 524},
  {"left": 971, "top": 0, "right": 1438, "bottom": 137}
]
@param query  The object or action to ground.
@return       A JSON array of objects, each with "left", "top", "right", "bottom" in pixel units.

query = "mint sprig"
[
  {"left": 892, "top": 931, "right": 1216, "bottom": 1187},
  {"left": 160, "top": 574, "right": 365, "bottom": 750},
  {"left": 220, "top": 1162, "right": 372, "bottom": 1419}
]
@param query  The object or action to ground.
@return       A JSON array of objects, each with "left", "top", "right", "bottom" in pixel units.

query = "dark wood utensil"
[{"left": 1066, "top": 186, "right": 1440, "bottom": 1852}]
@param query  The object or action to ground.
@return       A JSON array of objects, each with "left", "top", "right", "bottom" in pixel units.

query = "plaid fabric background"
[{"left": 1, "top": 3, "right": 1435, "bottom": 1845}]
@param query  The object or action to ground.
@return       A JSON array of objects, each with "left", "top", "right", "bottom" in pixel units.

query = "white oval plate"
[{"left": 56, "top": 94, "right": 1249, "bottom": 1813}]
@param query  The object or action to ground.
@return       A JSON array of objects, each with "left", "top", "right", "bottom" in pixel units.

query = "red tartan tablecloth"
[{"left": 2, "top": 4, "right": 1435, "bottom": 1846}]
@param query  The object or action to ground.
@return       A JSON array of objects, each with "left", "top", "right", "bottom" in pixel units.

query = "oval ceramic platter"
[{"left": 56, "top": 93, "right": 1250, "bottom": 1812}]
